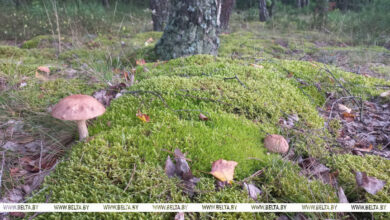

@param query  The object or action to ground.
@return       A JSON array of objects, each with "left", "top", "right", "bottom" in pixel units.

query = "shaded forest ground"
[{"left": 0, "top": 2, "right": 390, "bottom": 219}]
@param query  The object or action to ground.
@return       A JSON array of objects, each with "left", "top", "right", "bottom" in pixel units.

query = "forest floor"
[{"left": 1, "top": 20, "right": 390, "bottom": 219}]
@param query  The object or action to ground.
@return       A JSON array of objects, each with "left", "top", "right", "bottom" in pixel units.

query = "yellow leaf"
[
  {"left": 136, "top": 110, "right": 150, "bottom": 122},
  {"left": 210, "top": 159, "right": 238, "bottom": 184}
]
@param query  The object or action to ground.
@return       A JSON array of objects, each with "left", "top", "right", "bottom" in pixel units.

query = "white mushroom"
[
  {"left": 51, "top": 94, "right": 106, "bottom": 140},
  {"left": 264, "top": 134, "right": 289, "bottom": 154}
]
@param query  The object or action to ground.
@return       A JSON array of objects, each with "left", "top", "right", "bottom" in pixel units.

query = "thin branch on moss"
[
  {"left": 176, "top": 89, "right": 231, "bottom": 106},
  {"left": 322, "top": 67, "right": 359, "bottom": 106},
  {"left": 124, "top": 164, "right": 136, "bottom": 192},
  {"left": 240, "top": 168, "right": 264, "bottom": 183},
  {"left": 123, "top": 90, "right": 171, "bottom": 109},
  {"left": 223, "top": 75, "right": 247, "bottom": 88}
]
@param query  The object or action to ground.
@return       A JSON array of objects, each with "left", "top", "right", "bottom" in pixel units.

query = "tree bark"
[
  {"left": 296, "top": 0, "right": 301, "bottom": 8},
  {"left": 150, "top": 0, "right": 170, "bottom": 31},
  {"left": 155, "top": 0, "right": 221, "bottom": 60},
  {"left": 259, "top": 0, "right": 269, "bottom": 22},
  {"left": 102, "top": 0, "right": 110, "bottom": 8},
  {"left": 219, "top": 0, "right": 236, "bottom": 31}
]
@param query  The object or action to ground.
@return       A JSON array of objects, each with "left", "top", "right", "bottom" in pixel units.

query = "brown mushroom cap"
[
  {"left": 264, "top": 134, "right": 289, "bottom": 154},
  {"left": 51, "top": 94, "right": 105, "bottom": 121}
]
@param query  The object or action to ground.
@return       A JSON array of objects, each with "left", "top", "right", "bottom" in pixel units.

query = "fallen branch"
[
  {"left": 224, "top": 75, "right": 247, "bottom": 88},
  {"left": 124, "top": 164, "right": 136, "bottom": 192},
  {"left": 0, "top": 151, "right": 4, "bottom": 195}
]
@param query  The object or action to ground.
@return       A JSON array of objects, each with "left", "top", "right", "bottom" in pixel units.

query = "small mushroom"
[
  {"left": 264, "top": 134, "right": 289, "bottom": 154},
  {"left": 51, "top": 94, "right": 105, "bottom": 140}
]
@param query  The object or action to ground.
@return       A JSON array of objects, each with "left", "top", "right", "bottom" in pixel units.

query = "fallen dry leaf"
[
  {"left": 355, "top": 171, "right": 386, "bottom": 195},
  {"left": 380, "top": 90, "right": 390, "bottom": 97},
  {"left": 136, "top": 59, "right": 146, "bottom": 66},
  {"left": 165, "top": 156, "right": 176, "bottom": 178},
  {"left": 136, "top": 110, "right": 150, "bottom": 122},
  {"left": 243, "top": 182, "right": 261, "bottom": 201},
  {"left": 338, "top": 187, "right": 349, "bottom": 203},
  {"left": 342, "top": 112, "right": 355, "bottom": 122},
  {"left": 146, "top": 37, "right": 154, "bottom": 44},
  {"left": 174, "top": 212, "right": 184, "bottom": 220},
  {"left": 199, "top": 113, "right": 209, "bottom": 121},
  {"left": 210, "top": 159, "right": 238, "bottom": 184},
  {"left": 299, "top": 157, "right": 338, "bottom": 187},
  {"left": 35, "top": 66, "right": 50, "bottom": 81},
  {"left": 250, "top": 64, "right": 264, "bottom": 69},
  {"left": 37, "top": 66, "right": 50, "bottom": 73},
  {"left": 338, "top": 104, "right": 351, "bottom": 113},
  {"left": 164, "top": 149, "right": 199, "bottom": 196},
  {"left": 354, "top": 144, "right": 373, "bottom": 152}
]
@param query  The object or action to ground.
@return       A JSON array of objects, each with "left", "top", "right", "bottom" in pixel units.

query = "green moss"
[
  {"left": 28, "top": 55, "right": 343, "bottom": 219},
  {"left": 0, "top": 46, "right": 24, "bottom": 58},
  {"left": 21, "top": 35, "right": 54, "bottom": 49},
  {"left": 371, "top": 65, "right": 390, "bottom": 77},
  {"left": 59, "top": 48, "right": 106, "bottom": 65}
]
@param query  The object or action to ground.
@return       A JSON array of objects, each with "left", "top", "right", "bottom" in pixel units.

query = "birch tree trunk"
[
  {"left": 155, "top": 0, "right": 221, "bottom": 60},
  {"left": 259, "top": 0, "right": 269, "bottom": 22}
]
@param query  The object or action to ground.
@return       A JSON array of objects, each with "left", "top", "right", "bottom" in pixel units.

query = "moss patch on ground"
[
  {"left": 26, "top": 55, "right": 390, "bottom": 219},
  {"left": 2, "top": 22, "right": 390, "bottom": 219}
]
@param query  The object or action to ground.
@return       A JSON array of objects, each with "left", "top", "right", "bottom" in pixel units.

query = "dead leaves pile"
[
  {"left": 0, "top": 120, "right": 68, "bottom": 204},
  {"left": 321, "top": 98, "right": 390, "bottom": 159},
  {"left": 298, "top": 156, "right": 386, "bottom": 202},
  {"left": 93, "top": 83, "right": 127, "bottom": 107}
]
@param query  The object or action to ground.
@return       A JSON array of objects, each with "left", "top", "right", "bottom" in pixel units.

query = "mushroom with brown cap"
[
  {"left": 51, "top": 94, "right": 106, "bottom": 140},
  {"left": 264, "top": 134, "right": 289, "bottom": 154}
]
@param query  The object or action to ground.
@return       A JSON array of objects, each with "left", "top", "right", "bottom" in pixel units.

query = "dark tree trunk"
[
  {"left": 296, "top": 0, "right": 301, "bottom": 8},
  {"left": 267, "top": 0, "right": 276, "bottom": 17},
  {"left": 219, "top": 0, "right": 236, "bottom": 31},
  {"left": 155, "top": 0, "right": 221, "bottom": 60},
  {"left": 102, "top": 0, "right": 110, "bottom": 8},
  {"left": 259, "top": 0, "right": 269, "bottom": 22},
  {"left": 150, "top": 0, "right": 170, "bottom": 31}
]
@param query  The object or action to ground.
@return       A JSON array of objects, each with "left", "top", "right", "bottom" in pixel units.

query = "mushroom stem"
[{"left": 76, "top": 120, "right": 88, "bottom": 140}]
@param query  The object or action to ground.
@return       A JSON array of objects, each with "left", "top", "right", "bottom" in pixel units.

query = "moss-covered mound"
[{"left": 27, "top": 55, "right": 390, "bottom": 219}]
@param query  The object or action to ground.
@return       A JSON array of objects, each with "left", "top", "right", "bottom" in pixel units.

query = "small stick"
[
  {"left": 0, "top": 151, "right": 5, "bottom": 195},
  {"left": 322, "top": 67, "right": 359, "bottom": 106},
  {"left": 124, "top": 164, "right": 136, "bottom": 192},
  {"left": 239, "top": 169, "right": 264, "bottom": 185},
  {"left": 224, "top": 75, "right": 247, "bottom": 88},
  {"left": 39, "top": 139, "right": 43, "bottom": 173}
]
